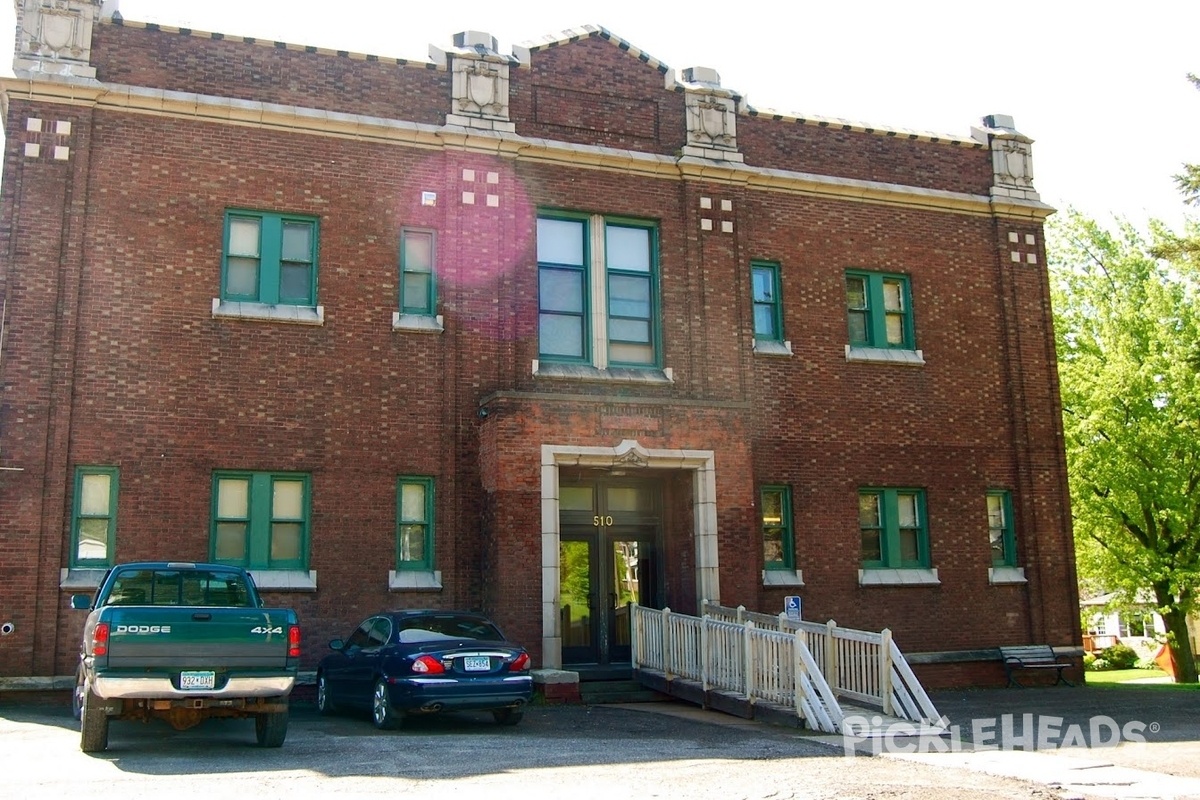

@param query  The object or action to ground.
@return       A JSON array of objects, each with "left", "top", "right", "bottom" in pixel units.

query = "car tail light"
[
  {"left": 92, "top": 623, "right": 109, "bottom": 657},
  {"left": 510, "top": 652, "right": 530, "bottom": 672},
  {"left": 411, "top": 655, "right": 445, "bottom": 674},
  {"left": 287, "top": 625, "right": 301, "bottom": 658}
]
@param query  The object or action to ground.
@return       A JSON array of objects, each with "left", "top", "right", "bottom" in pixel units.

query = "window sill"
[
  {"left": 753, "top": 340, "right": 793, "bottom": 357},
  {"left": 59, "top": 568, "right": 108, "bottom": 590},
  {"left": 212, "top": 299, "right": 325, "bottom": 326},
  {"left": 762, "top": 569, "right": 804, "bottom": 587},
  {"left": 532, "top": 360, "right": 675, "bottom": 385},
  {"left": 389, "top": 569, "right": 443, "bottom": 592},
  {"left": 845, "top": 345, "right": 925, "bottom": 366},
  {"left": 247, "top": 569, "right": 318, "bottom": 592},
  {"left": 392, "top": 312, "right": 444, "bottom": 334},
  {"left": 988, "top": 566, "right": 1027, "bottom": 585},
  {"left": 858, "top": 568, "right": 940, "bottom": 586}
]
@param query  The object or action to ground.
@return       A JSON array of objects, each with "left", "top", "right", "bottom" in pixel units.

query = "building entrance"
[{"left": 558, "top": 476, "right": 663, "bottom": 666}]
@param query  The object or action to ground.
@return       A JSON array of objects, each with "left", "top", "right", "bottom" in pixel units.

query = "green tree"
[{"left": 1050, "top": 210, "right": 1200, "bottom": 683}]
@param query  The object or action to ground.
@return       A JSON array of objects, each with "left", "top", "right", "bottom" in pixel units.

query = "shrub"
[
  {"left": 1083, "top": 652, "right": 1097, "bottom": 669},
  {"left": 1089, "top": 658, "right": 1112, "bottom": 671},
  {"left": 1100, "top": 643, "right": 1139, "bottom": 670}
]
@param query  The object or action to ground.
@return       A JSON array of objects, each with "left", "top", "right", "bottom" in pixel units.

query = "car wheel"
[
  {"left": 71, "top": 665, "right": 85, "bottom": 721},
  {"left": 371, "top": 678, "right": 401, "bottom": 730},
  {"left": 80, "top": 688, "right": 109, "bottom": 753},
  {"left": 492, "top": 708, "right": 524, "bottom": 726},
  {"left": 254, "top": 699, "right": 289, "bottom": 747},
  {"left": 316, "top": 673, "right": 337, "bottom": 715}
]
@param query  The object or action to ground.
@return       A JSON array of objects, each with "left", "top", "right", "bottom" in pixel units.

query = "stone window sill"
[
  {"left": 532, "top": 360, "right": 674, "bottom": 385},
  {"left": 212, "top": 298, "right": 325, "bottom": 326},
  {"left": 753, "top": 340, "right": 793, "bottom": 357},
  {"left": 389, "top": 569, "right": 443, "bottom": 592},
  {"left": 845, "top": 345, "right": 925, "bottom": 366},
  {"left": 988, "top": 566, "right": 1027, "bottom": 585},
  {"left": 248, "top": 569, "right": 318, "bottom": 592},
  {"left": 762, "top": 569, "right": 804, "bottom": 587},
  {"left": 393, "top": 312, "right": 444, "bottom": 334},
  {"left": 858, "top": 568, "right": 940, "bottom": 586},
  {"left": 60, "top": 568, "right": 108, "bottom": 590}
]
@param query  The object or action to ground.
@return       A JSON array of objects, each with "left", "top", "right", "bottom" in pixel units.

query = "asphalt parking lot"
[{"left": 3, "top": 687, "right": 1200, "bottom": 799}]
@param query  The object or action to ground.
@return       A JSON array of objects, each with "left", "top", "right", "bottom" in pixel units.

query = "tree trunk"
[{"left": 1153, "top": 581, "right": 1198, "bottom": 683}]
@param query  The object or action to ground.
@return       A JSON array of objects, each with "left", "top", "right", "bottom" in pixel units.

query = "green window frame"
[
  {"left": 859, "top": 488, "right": 929, "bottom": 569},
  {"left": 210, "top": 472, "right": 309, "bottom": 570},
  {"left": 537, "top": 211, "right": 660, "bottom": 368},
  {"left": 751, "top": 262, "right": 784, "bottom": 342},
  {"left": 396, "top": 476, "right": 435, "bottom": 571},
  {"left": 222, "top": 210, "right": 319, "bottom": 306},
  {"left": 71, "top": 466, "right": 119, "bottom": 567},
  {"left": 399, "top": 228, "right": 436, "bottom": 315},
  {"left": 987, "top": 490, "right": 1017, "bottom": 567},
  {"left": 845, "top": 271, "right": 914, "bottom": 349},
  {"left": 761, "top": 485, "right": 793, "bottom": 570}
]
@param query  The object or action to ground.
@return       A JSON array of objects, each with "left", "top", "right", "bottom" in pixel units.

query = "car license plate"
[
  {"left": 180, "top": 671, "right": 216, "bottom": 690},
  {"left": 463, "top": 656, "right": 491, "bottom": 672}
]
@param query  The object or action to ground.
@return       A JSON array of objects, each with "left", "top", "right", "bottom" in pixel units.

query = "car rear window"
[
  {"left": 106, "top": 569, "right": 254, "bottom": 607},
  {"left": 396, "top": 615, "right": 504, "bottom": 643}
]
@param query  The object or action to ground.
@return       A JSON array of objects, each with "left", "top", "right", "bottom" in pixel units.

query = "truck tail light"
[
  {"left": 92, "top": 623, "right": 110, "bottom": 657},
  {"left": 510, "top": 652, "right": 530, "bottom": 672},
  {"left": 411, "top": 655, "right": 445, "bottom": 674},
  {"left": 287, "top": 625, "right": 301, "bottom": 658}
]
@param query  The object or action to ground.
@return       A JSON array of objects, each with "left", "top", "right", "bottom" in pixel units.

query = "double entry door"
[{"left": 559, "top": 477, "right": 662, "bottom": 666}]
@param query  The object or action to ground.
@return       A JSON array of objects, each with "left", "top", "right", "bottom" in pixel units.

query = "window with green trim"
[
  {"left": 211, "top": 472, "right": 309, "bottom": 570},
  {"left": 399, "top": 228, "right": 436, "bottom": 315},
  {"left": 72, "top": 466, "right": 118, "bottom": 567},
  {"left": 987, "top": 490, "right": 1016, "bottom": 567},
  {"left": 845, "top": 271, "right": 914, "bottom": 349},
  {"left": 761, "top": 485, "right": 793, "bottom": 569},
  {"left": 396, "top": 476, "right": 435, "bottom": 570},
  {"left": 859, "top": 488, "right": 929, "bottom": 568},
  {"left": 537, "top": 212, "right": 659, "bottom": 368},
  {"left": 751, "top": 262, "right": 784, "bottom": 342},
  {"left": 223, "top": 210, "right": 318, "bottom": 306}
]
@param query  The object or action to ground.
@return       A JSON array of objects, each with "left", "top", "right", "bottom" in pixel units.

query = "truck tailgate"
[{"left": 104, "top": 607, "right": 293, "bottom": 668}]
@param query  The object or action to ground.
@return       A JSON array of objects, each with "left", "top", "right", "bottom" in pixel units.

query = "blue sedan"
[{"left": 316, "top": 610, "right": 533, "bottom": 729}]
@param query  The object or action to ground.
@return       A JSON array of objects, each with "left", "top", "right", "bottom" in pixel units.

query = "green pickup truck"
[{"left": 70, "top": 562, "right": 300, "bottom": 752}]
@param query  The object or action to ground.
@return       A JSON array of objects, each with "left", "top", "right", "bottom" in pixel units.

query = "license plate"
[
  {"left": 180, "top": 671, "right": 216, "bottom": 690},
  {"left": 463, "top": 656, "right": 491, "bottom": 672}
]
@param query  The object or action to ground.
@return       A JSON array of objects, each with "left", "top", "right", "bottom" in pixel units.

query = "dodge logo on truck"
[{"left": 71, "top": 562, "right": 300, "bottom": 753}]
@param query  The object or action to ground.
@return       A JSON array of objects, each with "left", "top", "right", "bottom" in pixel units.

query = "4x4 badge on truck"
[{"left": 251, "top": 626, "right": 283, "bottom": 635}]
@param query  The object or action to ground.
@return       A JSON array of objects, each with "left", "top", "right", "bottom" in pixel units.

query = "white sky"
[{"left": 3, "top": 0, "right": 1199, "bottom": 228}]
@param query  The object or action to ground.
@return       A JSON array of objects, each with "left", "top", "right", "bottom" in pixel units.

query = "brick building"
[{"left": 0, "top": 0, "right": 1079, "bottom": 687}]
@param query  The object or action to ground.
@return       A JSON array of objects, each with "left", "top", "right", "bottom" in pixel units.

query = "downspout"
[{"left": 0, "top": 296, "right": 21, "bottom": 471}]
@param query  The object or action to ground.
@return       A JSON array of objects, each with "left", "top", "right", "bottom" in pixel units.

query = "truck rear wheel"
[
  {"left": 254, "top": 700, "right": 288, "bottom": 747},
  {"left": 71, "top": 666, "right": 85, "bottom": 721},
  {"left": 80, "top": 688, "right": 109, "bottom": 753}
]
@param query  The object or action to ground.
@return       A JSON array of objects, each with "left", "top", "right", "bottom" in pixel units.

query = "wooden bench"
[{"left": 1000, "top": 645, "right": 1073, "bottom": 687}]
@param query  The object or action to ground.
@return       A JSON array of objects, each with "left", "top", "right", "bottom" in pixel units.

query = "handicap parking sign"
[{"left": 785, "top": 595, "right": 801, "bottom": 621}]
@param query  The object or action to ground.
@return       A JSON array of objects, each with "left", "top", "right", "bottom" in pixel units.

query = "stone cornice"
[{"left": 0, "top": 74, "right": 1054, "bottom": 221}]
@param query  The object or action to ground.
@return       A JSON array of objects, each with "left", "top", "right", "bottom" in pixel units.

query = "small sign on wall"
[{"left": 785, "top": 595, "right": 801, "bottom": 622}]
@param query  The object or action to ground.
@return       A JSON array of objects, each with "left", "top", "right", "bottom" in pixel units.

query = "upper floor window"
[
  {"left": 223, "top": 211, "right": 318, "bottom": 306},
  {"left": 537, "top": 213, "right": 659, "bottom": 368},
  {"left": 72, "top": 466, "right": 118, "bottom": 567},
  {"left": 397, "top": 476, "right": 435, "bottom": 571},
  {"left": 988, "top": 491, "right": 1017, "bottom": 567},
  {"left": 211, "top": 471, "right": 309, "bottom": 570},
  {"left": 761, "top": 485, "right": 793, "bottom": 570},
  {"left": 751, "top": 262, "right": 784, "bottom": 342},
  {"left": 845, "top": 271, "right": 914, "bottom": 349},
  {"left": 400, "top": 228, "right": 436, "bottom": 315},
  {"left": 859, "top": 488, "right": 929, "bottom": 569}
]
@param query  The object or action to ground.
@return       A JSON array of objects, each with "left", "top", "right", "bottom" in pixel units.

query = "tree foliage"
[{"left": 1049, "top": 209, "right": 1200, "bottom": 682}]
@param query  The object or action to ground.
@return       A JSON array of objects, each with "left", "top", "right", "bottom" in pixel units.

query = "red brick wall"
[{"left": 0, "top": 24, "right": 1077, "bottom": 679}]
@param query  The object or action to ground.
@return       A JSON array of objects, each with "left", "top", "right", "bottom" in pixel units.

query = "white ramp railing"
[
  {"left": 698, "top": 602, "right": 943, "bottom": 728},
  {"left": 632, "top": 604, "right": 844, "bottom": 733}
]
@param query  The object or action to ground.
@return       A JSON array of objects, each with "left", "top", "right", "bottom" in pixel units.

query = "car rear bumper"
[
  {"left": 92, "top": 674, "right": 295, "bottom": 699},
  {"left": 387, "top": 674, "right": 533, "bottom": 712}
]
